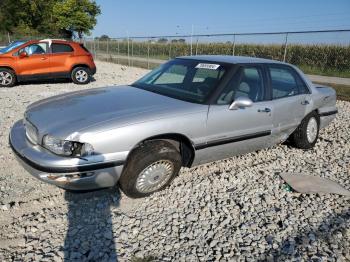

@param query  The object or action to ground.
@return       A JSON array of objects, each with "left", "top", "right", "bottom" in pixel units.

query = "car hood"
[{"left": 25, "top": 85, "right": 206, "bottom": 139}]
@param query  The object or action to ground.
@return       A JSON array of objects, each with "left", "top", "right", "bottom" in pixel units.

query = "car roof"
[
  {"left": 39, "top": 39, "right": 74, "bottom": 44},
  {"left": 177, "top": 55, "right": 287, "bottom": 65},
  {"left": 17, "top": 39, "right": 72, "bottom": 45}
]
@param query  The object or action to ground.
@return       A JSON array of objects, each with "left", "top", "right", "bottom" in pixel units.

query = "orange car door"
[
  {"left": 17, "top": 42, "right": 50, "bottom": 76},
  {"left": 50, "top": 43, "right": 75, "bottom": 74}
]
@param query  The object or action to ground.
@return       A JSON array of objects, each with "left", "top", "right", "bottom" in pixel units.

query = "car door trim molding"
[
  {"left": 194, "top": 130, "right": 271, "bottom": 150},
  {"left": 17, "top": 71, "right": 71, "bottom": 82}
]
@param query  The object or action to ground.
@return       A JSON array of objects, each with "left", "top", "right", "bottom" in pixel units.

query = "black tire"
[
  {"left": 290, "top": 111, "right": 320, "bottom": 149},
  {"left": 119, "top": 140, "right": 182, "bottom": 198},
  {"left": 0, "top": 68, "right": 16, "bottom": 87},
  {"left": 71, "top": 67, "right": 91, "bottom": 85}
]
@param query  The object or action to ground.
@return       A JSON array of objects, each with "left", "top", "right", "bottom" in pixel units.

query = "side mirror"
[
  {"left": 229, "top": 96, "right": 253, "bottom": 110},
  {"left": 19, "top": 51, "right": 28, "bottom": 58}
]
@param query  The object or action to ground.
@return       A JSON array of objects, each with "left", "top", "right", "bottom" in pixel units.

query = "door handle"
[
  {"left": 258, "top": 108, "right": 271, "bottom": 113},
  {"left": 301, "top": 100, "right": 309, "bottom": 105},
  {"left": 41, "top": 57, "right": 48, "bottom": 60}
]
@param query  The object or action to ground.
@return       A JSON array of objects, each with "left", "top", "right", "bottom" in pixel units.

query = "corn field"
[
  {"left": 1, "top": 29, "right": 350, "bottom": 77},
  {"left": 85, "top": 39, "right": 350, "bottom": 77}
]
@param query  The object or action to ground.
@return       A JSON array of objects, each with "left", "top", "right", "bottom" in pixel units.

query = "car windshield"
[
  {"left": 132, "top": 59, "right": 228, "bottom": 104},
  {"left": 0, "top": 41, "right": 25, "bottom": 54}
]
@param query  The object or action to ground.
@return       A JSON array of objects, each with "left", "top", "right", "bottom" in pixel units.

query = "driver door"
[
  {"left": 198, "top": 65, "right": 274, "bottom": 164},
  {"left": 17, "top": 42, "right": 50, "bottom": 77}
]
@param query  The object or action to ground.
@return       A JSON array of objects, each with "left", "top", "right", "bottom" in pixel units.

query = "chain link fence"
[
  {"left": 1, "top": 29, "right": 349, "bottom": 78},
  {"left": 83, "top": 29, "right": 350, "bottom": 78}
]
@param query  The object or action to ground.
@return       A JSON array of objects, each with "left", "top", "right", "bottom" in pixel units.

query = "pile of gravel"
[{"left": 0, "top": 62, "right": 349, "bottom": 261}]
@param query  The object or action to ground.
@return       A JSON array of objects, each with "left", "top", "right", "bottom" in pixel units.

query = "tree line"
[{"left": 0, "top": 0, "right": 101, "bottom": 39}]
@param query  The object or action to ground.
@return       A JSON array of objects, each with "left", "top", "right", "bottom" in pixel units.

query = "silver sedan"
[{"left": 9, "top": 56, "right": 338, "bottom": 198}]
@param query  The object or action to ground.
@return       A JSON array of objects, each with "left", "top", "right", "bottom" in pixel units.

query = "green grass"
[
  {"left": 300, "top": 65, "right": 350, "bottom": 78},
  {"left": 99, "top": 55, "right": 159, "bottom": 69}
]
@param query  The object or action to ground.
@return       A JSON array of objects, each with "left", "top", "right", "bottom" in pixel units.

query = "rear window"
[{"left": 51, "top": 43, "right": 74, "bottom": 53}]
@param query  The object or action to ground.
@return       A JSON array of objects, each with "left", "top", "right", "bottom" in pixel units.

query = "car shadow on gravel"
[
  {"left": 15, "top": 76, "right": 96, "bottom": 86},
  {"left": 63, "top": 187, "right": 120, "bottom": 261}
]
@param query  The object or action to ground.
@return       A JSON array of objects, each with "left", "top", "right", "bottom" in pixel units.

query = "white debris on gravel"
[{"left": 0, "top": 61, "right": 349, "bottom": 261}]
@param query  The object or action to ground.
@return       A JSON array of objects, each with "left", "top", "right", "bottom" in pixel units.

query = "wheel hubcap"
[
  {"left": 0, "top": 71, "right": 13, "bottom": 86},
  {"left": 306, "top": 117, "right": 318, "bottom": 143},
  {"left": 136, "top": 160, "right": 174, "bottom": 193},
  {"left": 75, "top": 70, "right": 88, "bottom": 82}
]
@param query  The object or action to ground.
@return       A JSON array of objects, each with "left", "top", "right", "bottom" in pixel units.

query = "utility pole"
[
  {"left": 232, "top": 34, "right": 236, "bottom": 56},
  {"left": 147, "top": 38, "right": 150, "bottom": 69},
  {"left": 283, "top": 33, "right": 289, "bottom": 62},
  {"left": 127, "top": 30, "right": 130, "bottom": 66},
  {"left": 190, "top": 24, "right": 194, "bottom": 56}
]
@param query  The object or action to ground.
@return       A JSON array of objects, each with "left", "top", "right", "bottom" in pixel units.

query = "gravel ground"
[{"left": 0, "top": 61, "right": 349, "bottom": 261}]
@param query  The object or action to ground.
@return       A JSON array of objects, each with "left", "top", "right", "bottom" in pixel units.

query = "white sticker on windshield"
[{"left": 195, "top": 63, "right": 220, "bottom": 70}]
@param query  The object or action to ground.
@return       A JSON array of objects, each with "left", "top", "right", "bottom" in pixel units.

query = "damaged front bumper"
[{"left": 9, "top": 120, "right": 124, "bottom": 190}]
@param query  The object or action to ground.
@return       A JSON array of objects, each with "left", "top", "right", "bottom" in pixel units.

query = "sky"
[{"left": 92, "top": 0, "right": 350, "bottom": 44}]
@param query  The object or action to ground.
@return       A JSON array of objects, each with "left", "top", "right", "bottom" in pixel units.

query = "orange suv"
[{"left": 0, "top": 39, "right": 96, "bottom": 87}]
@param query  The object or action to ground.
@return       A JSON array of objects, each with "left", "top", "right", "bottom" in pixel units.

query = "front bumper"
[{"left": 9, "top": 120, "right": 124, "bottom": 190}]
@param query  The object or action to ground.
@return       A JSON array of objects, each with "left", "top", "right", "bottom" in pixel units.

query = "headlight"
[{"left": 42, "top": 135, "right": 94, "bottom": 157}]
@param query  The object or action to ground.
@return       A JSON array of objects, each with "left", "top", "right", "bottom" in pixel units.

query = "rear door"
[
  {"left": 267, "top": 64, "right": 311, "bottom": 142},
  {"left": 199, "top": 65, "right": 274, "bottom": 164},
  {"left": 49, "top": 42, "right": 75, "bottom": 74},
  {"left": 17, "top": 42, "right": 50, "bottom": 77}
]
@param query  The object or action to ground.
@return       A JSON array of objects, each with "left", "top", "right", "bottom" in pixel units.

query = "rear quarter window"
[
  {"left": 79, "top": 44, "right": 91, "bottom": 53},
  {"left": 51, "top": 43, "right": 74, "bottom": 53}
]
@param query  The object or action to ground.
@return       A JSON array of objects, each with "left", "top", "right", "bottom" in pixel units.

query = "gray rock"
[{"left": 186, "top": 214, "right": 198, "bottom": 222}]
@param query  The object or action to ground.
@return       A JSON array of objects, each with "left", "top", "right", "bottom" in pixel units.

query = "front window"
[
  {"left": 217, "top": 66, "right": 265, "bottom": 105},
  {"left": 19, "top": 43, "right": 48, "bottom": 55},
  {"left": 0, "top": 41, "right": 25, "bottom": 54},
  {"left": 133, "top": 59, "right": 228, "bottom": 104}
]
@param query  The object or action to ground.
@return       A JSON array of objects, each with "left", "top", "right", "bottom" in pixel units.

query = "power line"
[
  {"left": 96, "top": 12, "right": 350, "bottom": 38},
  {"left": 107, "top": 29, "right": 350, "bottom": 40}
]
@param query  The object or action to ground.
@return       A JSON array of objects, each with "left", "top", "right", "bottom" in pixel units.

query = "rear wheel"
[
  {"left": 119, "top": 140, "right": 182, "bottom": 198},
  {"left": 0, "top": 68, "right": 16, "bottom": 87},
  {"left": 71, "top": 67, "right": 91, "bottom": 85},
  {"left": 290, "top": 111, "right": 320, "bottom": 149}
]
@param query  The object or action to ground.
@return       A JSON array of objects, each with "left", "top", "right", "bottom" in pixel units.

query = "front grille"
[{"left": 24, "top": 118, "right": 38, "bottom": 144}]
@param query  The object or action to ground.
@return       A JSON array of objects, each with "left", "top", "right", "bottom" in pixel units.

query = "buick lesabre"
[{"left": 9, "top": 56, "right": 338, "bottom": 198}]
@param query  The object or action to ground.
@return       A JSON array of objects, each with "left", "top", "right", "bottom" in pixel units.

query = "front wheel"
[
  {"left": 0, "top": 68, "right": 16, "bottom": 87},
  {"left": 290, "top": 111, "right": 320, "bottom": 149},
  {"left": 71, "top": 67, "right": 91, "bottom": 85},
  {"left": 119, "top": 140, "right": 182, "bottom": 198}
]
